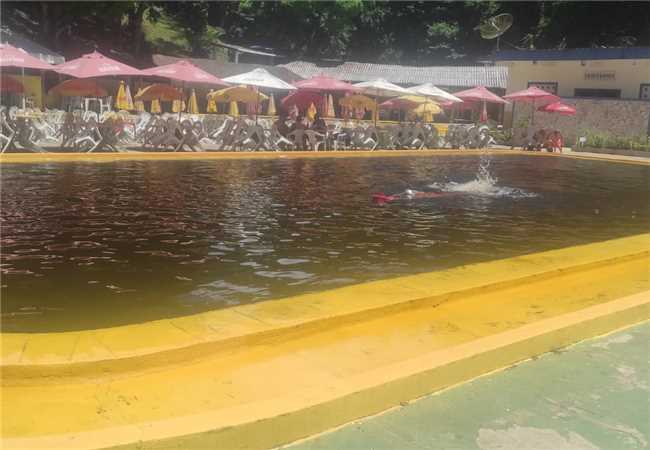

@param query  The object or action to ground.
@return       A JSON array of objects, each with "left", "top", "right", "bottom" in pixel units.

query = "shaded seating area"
[{"left": 1, "top": 44, "right": 519, "bottom": 152}]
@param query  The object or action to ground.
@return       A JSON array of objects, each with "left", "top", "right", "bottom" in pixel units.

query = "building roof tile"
[
  {"left": 152, "top": 54, "right": 302, "bottom": 83},
  {"left": 278, "top": 61, "right": 508, "bottom": 89}
]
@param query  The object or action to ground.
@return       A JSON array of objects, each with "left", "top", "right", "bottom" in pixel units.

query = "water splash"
[{"left": 429, "top": 155, "right": 538, "bottom": 198}]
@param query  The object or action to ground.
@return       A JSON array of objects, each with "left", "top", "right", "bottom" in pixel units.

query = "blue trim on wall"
[{"left": 496, "top": 47, "right": 650, "bottom": 61}]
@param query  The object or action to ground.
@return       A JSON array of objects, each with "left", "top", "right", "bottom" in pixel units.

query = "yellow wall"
[
  {"left": 497, "top": 58, "right": 650, "bottom": 126},
  {"left": 498, "top": 58, "right": 650, "bottom": 98}
]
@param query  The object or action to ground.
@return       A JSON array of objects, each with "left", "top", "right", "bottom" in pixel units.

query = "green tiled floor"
[{"left": 284, "top": 322, "right": 649, "bottom": 450}]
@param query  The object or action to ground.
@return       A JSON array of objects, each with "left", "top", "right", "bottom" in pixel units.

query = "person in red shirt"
[{"left": 372, "top": 189, "right": 457, "bottom": 205}]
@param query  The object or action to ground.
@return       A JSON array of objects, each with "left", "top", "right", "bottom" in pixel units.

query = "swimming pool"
[{"left": 2, "top": 154, "right": 648, "bottom": 332}]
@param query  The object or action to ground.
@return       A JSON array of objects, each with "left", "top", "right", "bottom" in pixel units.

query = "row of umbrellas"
[{"left": 1, "top": 43, "right": 576, "bottom": 122}]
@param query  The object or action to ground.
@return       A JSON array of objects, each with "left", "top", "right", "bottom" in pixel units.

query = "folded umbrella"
[
  {"left": 115, "top": 81, "right": 130, "bottom": 110},
  {"left": 266, "top": 94, "right": 276, "bottom": 116},
  {"left": 206, "top": 91, "right": 218, "bottom": 113},
  {"left": 150, "top": 99, "right": 161, "bottom": 114},
  {"left": 187, "top": 89, "right": 199, "bottom": 114},
  {"left": 228, "top": 100, "right": 239, "bottom": 117}
]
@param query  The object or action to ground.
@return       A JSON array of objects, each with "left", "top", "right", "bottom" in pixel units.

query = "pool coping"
[
  {"left": 0, "top": 149, "right": 648, "bottom": 165},
  {"left": 3, "top": 233, "right": 649, "bottom": 379}
]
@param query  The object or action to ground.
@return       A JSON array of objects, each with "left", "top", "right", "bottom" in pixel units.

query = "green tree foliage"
[{"left": 2, "top": 1, "right": 649, "bottom": 65}]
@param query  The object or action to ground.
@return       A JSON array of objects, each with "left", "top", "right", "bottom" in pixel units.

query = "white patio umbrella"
[
  {"left": 408, "top": 83, "right": 463, "bottom": 103},
  {"left": 353, "top": 78, "right": 411, "bottom": 124},
  {"left": 222, "top": 68, "right": 296, "bottom": 122}
]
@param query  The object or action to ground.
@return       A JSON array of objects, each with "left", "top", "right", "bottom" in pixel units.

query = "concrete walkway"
[{"left": 283, "top": 322, "right": 650, "bottom": 450}]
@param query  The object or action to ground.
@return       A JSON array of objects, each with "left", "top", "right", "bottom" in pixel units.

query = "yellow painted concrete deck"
[
  {"left": 2, "top": 235, "right": 649, "bottom": 450},
  {"left": 3, "top": 234, "right": 649, "bottom": 378},
  {"left": 1, "top": 149, "right": 648, "bottom": 165}
]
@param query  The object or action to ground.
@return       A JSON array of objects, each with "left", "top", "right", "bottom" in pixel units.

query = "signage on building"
[{"left": 584, "top": 71, "right": 616, "bottom": 81}]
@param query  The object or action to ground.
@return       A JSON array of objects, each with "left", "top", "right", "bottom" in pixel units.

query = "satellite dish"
[{"left": 477, "top": 13, "right": 513, "bottom": 51}]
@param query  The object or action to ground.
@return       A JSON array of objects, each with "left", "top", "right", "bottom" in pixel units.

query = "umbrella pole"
[
  {"left": 21, "top": 67, "right": 26, "bottom": 109},
  {"left": 531, "top": 99, "right": 535, "bottom": 127},
  {"left": 374, "top": 95, "right": 378, "bottom": 127},
  {"left": 255, "top": 89, "right": 259, "bottom": 125},
  {"left": 178, "top": 81, "right": 184, "bottom": 120}
]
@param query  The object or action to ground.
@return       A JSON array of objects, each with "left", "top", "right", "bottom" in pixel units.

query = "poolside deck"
[
  {"left": 1, "top": 148, "right": 647, "bottom": 166},
  {"left": 284, "top": 322, "right": 650, "bottom": 450}
]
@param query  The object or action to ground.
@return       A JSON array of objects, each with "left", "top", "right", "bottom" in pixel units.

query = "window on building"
[
  {"left": 574, "top": 88, "right": 621, "bottom": 99},
  {"left": 640, "top": 84, "right": 650, "bottom": 100},
  {"left": 527, "top": 81, "right": 558, "bottom": 94}
]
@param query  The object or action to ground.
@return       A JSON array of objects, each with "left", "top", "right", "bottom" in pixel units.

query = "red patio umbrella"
[
  {"left": 49, "top": 79, "right": 108, "bottom": 97},
  {"left": 140, "top": 60, "right": 228, "bottom": 86},
  {"left": 281, "top": 90, "right": 324, "bottom": 113},
  {"left": 140, "top": 59, "right": 228, "bottom": 116},
  {"left": 0, "top": 44, "right": 54, "bottom": 70},
  {"left": 0, "top": 76, "right": 24, "bottom": 93},
  {"left": 538, "top": 101, "right": 576, "bottom": 116},
  {"left": 453, "top": 86, "right": 508, "bottom": 123},
  {"left": 54, "top": 51, "right": 142, "bottom": 78},
  {"left": 454, "top": 86, "right": 508, "bottom": 104},
  {"left": 1, "top": 44, "right": 56, "bottom": 108},
  {"left": 379, "top": 97, "right": 421, "bottom": 110},
  {"left": 504, "top": 86, "right": 560, "bottom": 126},
  {"left": 293, "top": 74, "right": 358, "bottom": 93}
]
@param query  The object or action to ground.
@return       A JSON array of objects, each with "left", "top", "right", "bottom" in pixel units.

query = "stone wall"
[{"left": 511, "top": 98, "right": 650, "bottom": 145}]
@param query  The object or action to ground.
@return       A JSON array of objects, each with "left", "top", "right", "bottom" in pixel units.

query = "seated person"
[
  {"left": 532, "top": 128, "right": 547, "bottom": 151},
  {"left": 274, "top": 113, "right": 290, "bottom": 137},
  {"left": 311, "top": 112, "right": 327, "bottom": 134},
  {"left": 547, "top": 130, "right": 563, "bottom": 153},
  {"left": 290, "top": 115, "right": 307, "bottom": 132}
]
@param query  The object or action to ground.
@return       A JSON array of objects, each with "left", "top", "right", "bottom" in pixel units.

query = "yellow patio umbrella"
[
  {"left": 410, "top": 101, "right": 442, "bottom": 122},
  {"left": 395, "top": 94, "right": 429, "bottom": 106},
  {"left": 228, "top": 100, "right": 239, "bottom": 116},
  {"left": 125, "top": 84, "right": 135, "bottom": 110},
  {"left": 135, "top": 100, "right": 145, "bottom": 112},
  {"left": 115, "top": 81, "right": 131, "bottom": 110},
  {"left": 266, "top": 94, "right": 276, "bottom": 116},
  {"left": 151, "top": 99, "right": 161, "bottom": 114},
  {"left": 339, "top": 94, "right": 375, "bottom": 111},
  {"left": 206, "top": 90, "right": 218, "bottom": 113},
  {"left": 135, "top": 83, "right": 182, "bottom": 102},
  {"left": 208, "top": 85, "right": 268, "bottom": 104},
  {"left": 172, "top": 99, "right": 185, "bottom": 113},
  {"left": 187, "top": 89, "right": 199, "bottom": 114}
]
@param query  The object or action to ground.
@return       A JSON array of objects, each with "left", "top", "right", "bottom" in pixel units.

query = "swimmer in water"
[{"left": 372, "top": 189, "right": 457, "bottom": 205}]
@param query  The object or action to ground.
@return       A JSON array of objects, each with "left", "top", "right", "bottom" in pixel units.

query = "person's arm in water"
[{"left": 372, "top": 190, "right": 457, "bottom": 204}]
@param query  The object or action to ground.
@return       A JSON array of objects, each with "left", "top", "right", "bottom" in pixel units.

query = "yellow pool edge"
[
  {"left": 2, "top": 233, "right": 649, "bottom": 379},
  {"left": 3, "top": 292, "right": 648, "bottom": 450},
  {"left": 106, "top": 294, "right": 649, "bottom": 450},
  {"left": 0, "top": 149, "right": 648, "bottom": 165}
]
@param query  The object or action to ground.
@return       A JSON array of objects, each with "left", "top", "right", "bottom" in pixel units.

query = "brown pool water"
[{"left": 1, "top": 154, "right": 648, "bottom": 332}]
